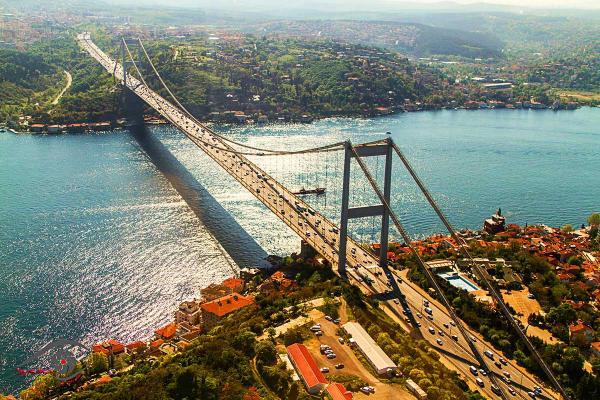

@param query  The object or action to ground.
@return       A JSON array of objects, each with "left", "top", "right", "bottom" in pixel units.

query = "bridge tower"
[
  {"left": 118, "top": 38, "right": 146, "bottom": 126},
  {"left": 119, "top": 38, "right": 144, "bottom": 88},
  {"left": 338, "top": 138, "right": 393, "bottom": 273}
]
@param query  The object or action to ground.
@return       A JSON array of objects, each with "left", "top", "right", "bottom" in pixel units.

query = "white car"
[{"left": 320, "top": 367, "right": 329, "bottom": 373}]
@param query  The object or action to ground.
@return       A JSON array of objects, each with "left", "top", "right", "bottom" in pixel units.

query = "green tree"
[
  {"left": 255, "top": 340, "right": 277, "bottom": 366},
  {"left": 87, "top": 352, "right": 108, "bottom": 375},
  {"left": 588, "top": 213, "right": 600, "bottom": 226}
]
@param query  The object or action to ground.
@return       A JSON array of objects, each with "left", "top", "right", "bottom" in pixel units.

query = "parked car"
[
  {"left": 335, "top": 363, "right": 344, "bottom": 369},
  {"left": 320, "top": 367, "right": 329, "bottom": 373}
]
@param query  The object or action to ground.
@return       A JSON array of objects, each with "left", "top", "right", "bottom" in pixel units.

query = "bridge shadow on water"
[{"left": 129, "top": 124, "right": 269, "bottom": 269}]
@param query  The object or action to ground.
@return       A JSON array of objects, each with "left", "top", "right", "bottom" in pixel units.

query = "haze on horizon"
[{"left": 105, "top": 0, "right": 600, "bottom": 10}]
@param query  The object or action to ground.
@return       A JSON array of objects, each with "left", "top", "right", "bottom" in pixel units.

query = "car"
[
  {"left": 503, "top": 371, "right": 511, "bottom": 379},
  {"left": 428, "top": 327, "right": 435, "bottom": 334},
  {"left": 416, "top": 313, "right": 422, "bottom": 319},
  {"left": 338, "top": 337, "right": 345, "bottom": 344},
  {"left": 359, "top": 387, "right": 370, "bottom": 394},
  {"left": 451, "top": 335, "right": 459, "bottom": 341},
  {"left": 423, "top": 299, "right": 430, "bottom": 307},
  {"left": 508, "top": 388, "right": 517, "bottom": 396},
  {"left": 450, "top": 321, "right": 456, "bottom": 327},
  {"left": 438, "top": 330, "right": 444, "bottom": 336},
  {"left": 476, "top": 378, "right": 484, "bottom": 387},
  {"left": 495, "top": 361, "right": 502, "bottom": 368},
  {"left": 334, "top": 318, "right": 341, "bottom": 324},
  {"left": 436, "top": 338, "right": 443, "bottom": 346},
  {"left": 393, "top": 299, "right": 400, "bottom": 305},
  {"left": 527, "top": 392, "right": 536, "bottom": 399},
  {"left": 335, "top": 363, "right": 344, "bottom": 369},
  {"left": 325, "top": 315, "right": 333, "bottom": 321},
  {"left": 479, "top": 369, "right": 487, "bottom": 376},
  {"left": 443, "top": 323, "right": 449, "bottom": 329},
  {"left": 469, "top": 336, "right": 477, "bottom": 342},
  {"left": 503, "top": 376, "right": 511, "bottom": 384},
  {"left": 320, "top": 367, "right": 329, "bottom": 373},
  {"left": 499, "top": 357, "right": 508, "bottom": 365},
  {"left": 528, "top": 293, "right": 535, "bottom": 299},
  {"left": 416, "top": 321, "right": 422, "bottom": 327},
  {"left": 491, "top": 385, "right": 502, "bottom": 395},
  {"left": 310, "top": 325, "right": 321, "bottom": 332},
  {"left": 426, "top": 315, "right": 434, "bottom": 321},
  {"left": 326, "top": 353, "right": 336, "bottom": 359},
  {"left": 484, "top": 350, "right": 494, "bottom": 360},
  {"left": 315, "top": 331, "right": 323, "bottom": 336},
  {"left": 470, "top": 366, "right": 478, "bottom": 375},
  {"left": 424, "top": 307, "right": 433, "bottom": 315}
]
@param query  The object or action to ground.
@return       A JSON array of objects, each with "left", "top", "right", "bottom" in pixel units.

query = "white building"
[{"left": 342, "top": 321, "right": 397, "bottom": 375}]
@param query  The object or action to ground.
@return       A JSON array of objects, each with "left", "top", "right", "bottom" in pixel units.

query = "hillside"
[
  {"left": 0, "top": 49, "right": 63, "bottom": 123},
  {"left": 248, "top": 20, "right": 504, "bottom": 58}
]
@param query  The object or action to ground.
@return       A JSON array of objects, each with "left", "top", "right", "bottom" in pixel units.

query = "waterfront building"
[
  {"left": 92, "top": 339, "right": 126, "bottom": 355},
  {"left": 222, "top": 277, "right": 244, "bottom": 293},
  {"left": 342, "top": 321, "right": 397, "bottom": 375},
  {"left": 286, "top": 343, "right": 327, "bottom": 394},
  {"left": 484, "top": 209, "right": 506, "bottom": 235},
  {"left": 175, "top": 300, "right": 202, "bottom": 326},
  {"left": 200, "top": 292, "right": 254, "bottom": 330},
  {"left": 29, "top": 124, "right": 45, "bottom": 133},
  {"left": 155, "top": 322, "right": 177, "bottom": 340}
]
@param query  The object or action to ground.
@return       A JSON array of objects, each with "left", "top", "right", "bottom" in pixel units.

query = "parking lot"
[{"left": 304, "top": 312, "right": 413, "bottom": 399}]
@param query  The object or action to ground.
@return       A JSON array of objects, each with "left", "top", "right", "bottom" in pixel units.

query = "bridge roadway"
[{"left": 77, "top": 33, "right": 557, "bottom": 400}]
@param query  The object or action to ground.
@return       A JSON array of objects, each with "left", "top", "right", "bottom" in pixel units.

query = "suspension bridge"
[{"left": 77, "top": 32, "right": 568, "bottom": 400}]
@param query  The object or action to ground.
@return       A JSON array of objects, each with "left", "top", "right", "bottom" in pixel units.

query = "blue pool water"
[{"left": 438, "top": 273, "right": 481, "bottom": 292}]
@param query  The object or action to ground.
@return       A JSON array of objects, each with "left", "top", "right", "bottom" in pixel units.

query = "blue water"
[
  {"left": 439, "top": 273, "right": 481, "bottom": 292},
  {"left": 1, "top": 107, "right": 599, "bottom": 393}
]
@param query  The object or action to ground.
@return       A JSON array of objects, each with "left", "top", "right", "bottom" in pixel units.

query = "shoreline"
[{"left": 3, "top": 105, "right": 596, "bottom": 135}]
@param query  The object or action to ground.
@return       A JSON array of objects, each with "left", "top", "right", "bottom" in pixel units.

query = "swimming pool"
[{"left": 438, "top": 273, "right": 481, "bottom": 292}]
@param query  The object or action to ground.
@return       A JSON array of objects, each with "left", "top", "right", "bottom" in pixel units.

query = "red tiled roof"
[
  {"left": 591, "top": 342, "right": 600, "bottom": 352},
  {"left": 327, "top": 383, "right": 353, "bottom": 400},
  {"left": 126, "top": 341, "right": 146, "bottom": 351},
  {"left": 222, "top": 277, "right": 243, "bottom": 289},
  {"left": 200, "top": 293, "right": 254, "bottom": 317},
  {"left": 92, "top": 344, "right": 109, "bottom": 355},
  {"left": 286, "top": 343, "right": 326, "bottom": 390},
  {"left": 570, "top": 322, "right": 593, "bottom": 334},
  {"left": 150, "top": 339, "right": 164, "bottom": 348},
  {"left": 93, "top": 339, "right": 125, "bottom": 354},
  {"left": 155, "top": 323, "right": 177, "bottom": 339}
]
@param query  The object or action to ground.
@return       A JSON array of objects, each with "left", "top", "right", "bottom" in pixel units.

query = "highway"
[{"left": 77, "top": 33, "right": 557, "bottom": 400}]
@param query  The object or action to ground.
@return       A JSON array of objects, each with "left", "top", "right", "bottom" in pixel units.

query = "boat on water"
[{"left": 293, "top": 187, "right": 326, "bottom": 196}]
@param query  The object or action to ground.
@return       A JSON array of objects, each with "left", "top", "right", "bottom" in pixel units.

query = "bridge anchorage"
[{"left": 77, "top": 32, "right": 570, "bottom": 400}]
